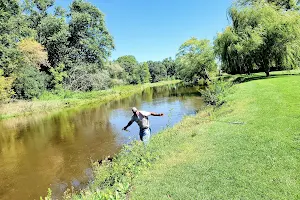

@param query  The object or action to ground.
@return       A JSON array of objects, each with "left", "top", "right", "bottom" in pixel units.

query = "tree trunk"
[
  {"left": 204, "top": 68, "right": 211, "bottom": 81},
  {"left": 265, "top": 70, "right": 270, "bottom": 77}
]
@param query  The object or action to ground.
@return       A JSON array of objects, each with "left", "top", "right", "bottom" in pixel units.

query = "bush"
[
  {"left": 64, "top": 64, "right": 119, "bottom": 91},
  {"left": 111, "top": 78, "right": 125, "bottom": 87},
  {"left": 12, "top": 66, "right": 46, "bottom": 99},
  {"left": 200, "top": 79, "right": 232, "bottom": 106},
  {"left": 64, "top": 65, "right": 93, "bottom": 91},
  {"left": 0, "top": 69, "right": 15, "bottom": 103},
  {"left": 91, "top": 70, "right": 112, "bottom": 90}
]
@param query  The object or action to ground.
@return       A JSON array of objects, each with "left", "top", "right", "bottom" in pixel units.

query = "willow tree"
[
  {"left": 238, "top": 0, "right": 299, "bottom": 10},
  {"left": 177, "top": 38, "right": 216, "bottom": 83},
  {"left": 214, "top": 3, "right": 300, "bottom": 76}
]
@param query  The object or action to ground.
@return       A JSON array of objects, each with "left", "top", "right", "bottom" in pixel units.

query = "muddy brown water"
[{"left": 0, "top": 84, "right": 204, "bottom": 200}]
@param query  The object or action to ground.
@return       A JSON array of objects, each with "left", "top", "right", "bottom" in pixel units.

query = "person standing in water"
[{"left": 122, "top": 107, "right": 164, "bottom": 144}]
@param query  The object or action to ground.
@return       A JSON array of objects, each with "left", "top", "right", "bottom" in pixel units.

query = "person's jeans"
[{"left": 139, "top": 128, "right": 151, "bottom": 144}]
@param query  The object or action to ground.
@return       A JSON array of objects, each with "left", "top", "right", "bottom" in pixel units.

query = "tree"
[
  {"left": 23, "top": 0, "right": 55, "bottom": 28},
  {"left": 37, "top": 15, "right": 69, "bottom": 67},
  {"left": 105, "top": 61, "right": 127, "bottom": 81},
  {"left": 214, "top": 4, "right": 300, "bottom": 76},
  {"left": 12, "top": 66, "right": 46, "bottom": 99},
  {"left": 141, "top": 62, "right": 151, "bottom": 83},
  {"left": 54, "top": 6, "right": 66, "bottom": 18},
  {"left": 131, "top": 67, "right": 142, "bottom": 84},
  {"left": 176, "top": 38, "right": 216, "bottom": 83},
  {"left": 0, "top": 0, "right": 35, "bottom": 75},
  {"left": 131, "top": 62, "right": 151, "bottom": 84},
  {"left": 68, "top": 0, "right": 114, "bottom": 66},
  {"left": 147, "top": 61, "right": 167, "bottom": 83},
  {"left": 64, "top": 64, "right": 113, "bottom": 91},
  {"left": 162, "top": 57, "right": 178, "bottom": 78},
  {"left": 116, "top": 55, "right": 139, "bottom": 84},
  {"left": 238, "top": 0, "right": 299, "bottom": 10},
  {"left": 17, "top": 38, "right": 49, "bottom": 68},
  {"left": 116, "top": 56, "right": 138, "bottom": 74}
]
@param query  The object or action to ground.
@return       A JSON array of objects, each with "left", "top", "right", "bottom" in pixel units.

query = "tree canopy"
[
  {"left": 177, "top": 38, "right": 216, "bottom": 83},
  {"left": 0, "top": 0, "right": 120, "bottom": 100},
  {"left": 68, "top": 0, "right": 114, "bottom": 66},
  {"left": 214, "top": 2, "right": 300, "bottom": 76},
  {"left": 238, "top": 0, "right": 299, "bottom": 10}
]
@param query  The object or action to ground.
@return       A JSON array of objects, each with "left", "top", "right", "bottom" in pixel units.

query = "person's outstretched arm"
[
  {"left": 150, "top": 112, "right": 164, "bottom": 116},
  {"left": 123, "top": 120, "right": 134, "bottom": 130}
]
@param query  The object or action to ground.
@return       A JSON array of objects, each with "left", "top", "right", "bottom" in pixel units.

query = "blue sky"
[{"left": 55, "top": 0, "right": 233, "bottom": 62}]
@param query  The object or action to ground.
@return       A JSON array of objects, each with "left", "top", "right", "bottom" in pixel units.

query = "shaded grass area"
[
  {"left": 221, "top": 69, "right": 300, "bottom": 83},
  {"left": 67, "top": 70, "right": 300, "bottom": 199},
  {"left": 0, "top": 81, "right": 179, "bottom": 120}
]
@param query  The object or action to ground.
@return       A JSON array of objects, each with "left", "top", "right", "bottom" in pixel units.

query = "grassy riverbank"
[
  {"left": 0, "top": 80, "right": 180, "bottom": 120},
  {"left": 66, "top": 70, "right": 300, "bottom": 199}
]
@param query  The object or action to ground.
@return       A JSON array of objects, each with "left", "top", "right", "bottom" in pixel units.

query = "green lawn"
[{"left": 129, "top": 72, "right": 300, "bottom": 199}]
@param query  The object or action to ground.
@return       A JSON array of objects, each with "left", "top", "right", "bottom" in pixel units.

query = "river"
[{"left": 0, "top": 83, "right": 203, "bottom": 200}]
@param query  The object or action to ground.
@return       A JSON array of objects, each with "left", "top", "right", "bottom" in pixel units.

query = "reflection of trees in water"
[
  {"left": 0, "top": 121, "right": 67, "bottom": 200},
  {"left": 151, "top": 84, "right": 200, "bottom": 99},
  {"left": 0, "top": 105, "right": 121, "bottom": 200},
  {"left": 141, "top": 87, "right": 153, "bottom": 102}
]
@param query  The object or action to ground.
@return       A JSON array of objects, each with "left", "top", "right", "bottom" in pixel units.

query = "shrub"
[
  {"left": 64, "top": 64, "right": 117, "bottom": 91},
  {"left": 111, "top": 78, "right": 125, "bottom": 87},
  {"left": 12, "top": 66, "right": 46, "bottom": 99},
  {"left": 200, "top": 79, "right": 232, "bottom": 106},
  {"left": 64, "top": 65, "right": 93, "bottom": 91},
  {"left": 91, "top": 70, "right": 112, "bottom": 90}
]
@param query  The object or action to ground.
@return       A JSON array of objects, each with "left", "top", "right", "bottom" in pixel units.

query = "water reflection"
[{"left": 0, "top": 83, "right": 203, "bottom": 200}]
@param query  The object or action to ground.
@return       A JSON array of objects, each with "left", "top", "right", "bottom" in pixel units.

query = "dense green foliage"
[
  {"left": 147, "top": 60, "right": 167, "bottom": 82},
  {"left": 215, "top": 2, "right": 300, "bottom": 76},
  {"left": 200, "top": 79, "right": 232, "bottom": 106},
  {"left": 0, "top": 69, "right": 14, "bottom": 103},
  {"left": 0, "top": 0, "right": 183, "bottom": 100},
  {"left": 177, "top": 38, "right": 217, "bottom": 83},
  {"left": 0, "top": 0, "right": 35, "bottom": 76},
  {"left": 12, "top": 67, "right": 46, "bottom": 99},
  {"left": 238, "top": 0, "right": 299, "bottom": 10}
]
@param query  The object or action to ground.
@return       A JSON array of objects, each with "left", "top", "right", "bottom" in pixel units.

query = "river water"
[{"left": 0, "top": 84, "right": 203, "bottom": 200}]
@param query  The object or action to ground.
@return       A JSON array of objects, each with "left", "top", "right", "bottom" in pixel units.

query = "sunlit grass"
[
  {"left": 40, "top": 70, "right": 300, "bottom": 199},
  {"left": 130, "top": 71, "right": 300, "bottom": 199}
]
